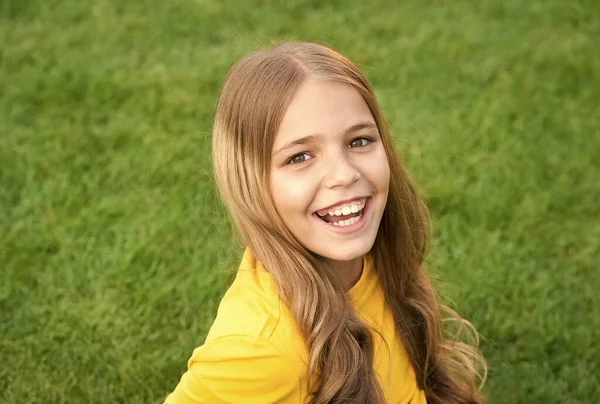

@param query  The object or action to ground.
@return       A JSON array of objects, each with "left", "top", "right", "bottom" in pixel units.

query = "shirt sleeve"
[{"left": 163, "top": 335, "right": 303, "bottom": 404}]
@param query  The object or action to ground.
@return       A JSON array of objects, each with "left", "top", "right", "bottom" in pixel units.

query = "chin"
[{"left": 315, "top": 241, "right": 373, "bottom": 262}]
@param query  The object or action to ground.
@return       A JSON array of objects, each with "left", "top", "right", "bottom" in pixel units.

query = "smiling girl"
[{"left": 164, "top": 42, "right": 486, "bottom": 404}]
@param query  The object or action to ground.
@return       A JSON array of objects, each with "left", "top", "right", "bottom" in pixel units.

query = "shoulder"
[
  {"left": 205, "top": 267, "right": 282, "bottom": 341},
  {"left": 165, "top": 250, "right": 308, "bottom": 403},
  {"left": 165, "top": 334, "right": 305, "bottom": 404},
  {"left": 190, "top": 334, "right": 305, "bottom": 375},
  {"left": 205, "top": 264, "right": 309, "bottom": 360}
]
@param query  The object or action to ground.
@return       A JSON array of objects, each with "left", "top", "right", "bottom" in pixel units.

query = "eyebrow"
[{"left": 273, "top": 121, "right": 377, "bottom": 157}]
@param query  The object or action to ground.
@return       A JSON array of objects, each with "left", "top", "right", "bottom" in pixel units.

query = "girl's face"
[{"left": 270, "top": 80, "right": 390, "bottom": 263}]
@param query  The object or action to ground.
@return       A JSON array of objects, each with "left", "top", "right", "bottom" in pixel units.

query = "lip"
[
  {"left": 314, "top": 196, "right": 370, "bottom": 214},
  {"left": 312, "top": 196, "right": 371, "bottom": 235}
]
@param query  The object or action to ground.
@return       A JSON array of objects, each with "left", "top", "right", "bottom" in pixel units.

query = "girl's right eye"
[{"left": 287, "top": 152, "right": 312, "bottom": 165}]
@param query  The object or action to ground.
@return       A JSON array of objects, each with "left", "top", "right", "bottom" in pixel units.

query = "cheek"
[
  {"left": 270, "top": 171, "right": 316, "bottom": 218},
  {"left": 362, "top": 149, "right": 390, "bottom": 193},
  {"left": 380, "top": 160, "right": 391, "bottom": 193},
  {"left": 379, "top": 147, "right": 391, "bottom": 185}
]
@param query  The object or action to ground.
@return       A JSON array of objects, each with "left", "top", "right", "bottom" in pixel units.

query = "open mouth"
[{"left": 314, "top": 197, "right": 368, "bottom": 227}]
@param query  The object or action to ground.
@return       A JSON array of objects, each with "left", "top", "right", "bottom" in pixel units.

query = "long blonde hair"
[{"left": 212, "top": 41, "right": 486, "bottom": 404}]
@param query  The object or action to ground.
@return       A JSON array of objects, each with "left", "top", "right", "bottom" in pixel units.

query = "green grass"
[{"left": 1, "top": 0, "right": 599, "bottom": 402}]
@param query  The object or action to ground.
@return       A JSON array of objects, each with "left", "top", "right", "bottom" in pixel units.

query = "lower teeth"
[{"left": 330, "top": 212, "right": 363, "bottom": 227}]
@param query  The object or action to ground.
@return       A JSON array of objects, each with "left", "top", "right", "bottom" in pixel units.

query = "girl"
[{"left": 165, "top": 41, "right": 486, "bottom": 404}]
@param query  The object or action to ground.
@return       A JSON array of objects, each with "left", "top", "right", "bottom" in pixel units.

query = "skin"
[{"left": 270, "top": 80, "right": 390, "bottom": 291}]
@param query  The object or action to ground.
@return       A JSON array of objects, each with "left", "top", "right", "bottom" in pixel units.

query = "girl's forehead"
[{"left": 273, "top": 81, "right": 374, "bottom": 149}]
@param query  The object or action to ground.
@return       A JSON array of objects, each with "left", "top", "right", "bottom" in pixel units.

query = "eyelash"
[{"left": 286, "top": 137, "right": 374, "bottom": 166}]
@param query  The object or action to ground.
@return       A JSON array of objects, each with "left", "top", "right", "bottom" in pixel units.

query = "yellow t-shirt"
[{"left": 164, "top": 248, "right": 427, "bottom": 404}]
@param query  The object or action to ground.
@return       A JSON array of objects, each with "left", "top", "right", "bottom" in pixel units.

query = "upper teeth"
[{"left": 319, "top": 198, "right": 366, "bottom": 217}]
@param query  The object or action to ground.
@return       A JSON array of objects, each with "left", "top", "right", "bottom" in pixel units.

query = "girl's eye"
[
  {"left": 287, "top": 152, "right": 311, "bottom": 165},
  {"left": 286, "top": 137, "right": 372, "bottom": 165},
  {"left": 348, "top": 137, "right": 372, "bottom": 148}
]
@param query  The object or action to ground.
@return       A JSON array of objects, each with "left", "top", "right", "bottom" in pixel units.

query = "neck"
[{"left": 323, "top": 256, "right": 364, "bottom": 292}]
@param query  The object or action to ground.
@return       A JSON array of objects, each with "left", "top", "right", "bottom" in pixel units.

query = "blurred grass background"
[{"left": 1, "top": 0, "right": 599, "bottom": 403}]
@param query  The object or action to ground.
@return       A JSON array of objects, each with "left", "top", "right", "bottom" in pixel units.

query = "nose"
[{"left": 323, "top": 150, "right": 361, "bottom": 189}]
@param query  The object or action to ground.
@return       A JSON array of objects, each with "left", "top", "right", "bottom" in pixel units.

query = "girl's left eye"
[{"left": 348, "top": 137, "right": 372, "bottom": 148}]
